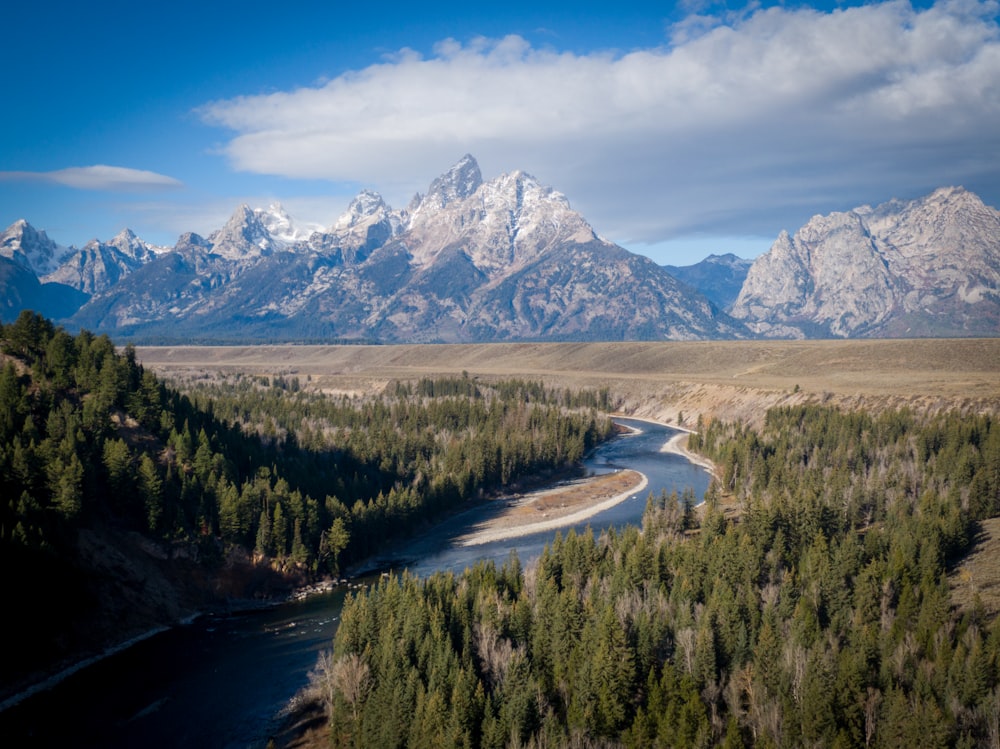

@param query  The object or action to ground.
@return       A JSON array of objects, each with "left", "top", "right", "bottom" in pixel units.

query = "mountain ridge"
[
  {"left": 52, "top": 156, "right": 748, "bottom": 342},
  {"left": 730, "top": 186, "right": 1000, "bottom": 338}
]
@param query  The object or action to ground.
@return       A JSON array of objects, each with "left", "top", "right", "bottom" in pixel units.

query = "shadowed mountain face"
[
  {"left": 663, "top": 254, "right": 753, "bottom": 312},
  {"left": 730, "top": 187, "right": 1000, "bottom": 339},
  {"left": 61, "top": 156, "right": 746, "bottom": 342}
]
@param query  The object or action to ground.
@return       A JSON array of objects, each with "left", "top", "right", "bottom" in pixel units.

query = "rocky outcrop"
[
  {"left": 43, "top": 229, "right": 163, "bottom": 295},
  {"left": 731, "top": 187, "right": 1000, "bottom": 338}
]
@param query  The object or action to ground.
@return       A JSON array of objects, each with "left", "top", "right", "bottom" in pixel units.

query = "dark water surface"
[{"left": 0, "top": 418, "right": 709, "bottom": 748}]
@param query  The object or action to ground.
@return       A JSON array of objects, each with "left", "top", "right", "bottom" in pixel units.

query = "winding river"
[{"left": 0, "top": 418, "right": 709, "bottom": 748}]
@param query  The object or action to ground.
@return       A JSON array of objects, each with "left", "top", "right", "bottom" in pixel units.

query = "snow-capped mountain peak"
[
  {"left": 405, "top": 161, "right": 599, "bottom": 274},
  {"left": 208, "top": 204, "right": 278, "bottom": 259},
  {"left": 326, "top": 189, "right": 406, "bottom": 254},
  {"left": 1, "top": 219, "right": 73, "bottom": 276},
  {"left": 422, "top": 154, "right": 483, "bottom": 210},
  {"left": 255, "top": 202, "right": 320, "bottom": 244},
  {"left": 333, "top": 190, "right": 388, "bottom": 231}
]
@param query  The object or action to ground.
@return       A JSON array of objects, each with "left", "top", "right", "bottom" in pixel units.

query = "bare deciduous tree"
[{"left": 309, "top": 650, "right": 371, "bottom": 723}]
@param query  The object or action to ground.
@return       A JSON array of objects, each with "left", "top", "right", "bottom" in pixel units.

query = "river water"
[{"left": 0, "top": 418, "right": 709, "bottom": 748}]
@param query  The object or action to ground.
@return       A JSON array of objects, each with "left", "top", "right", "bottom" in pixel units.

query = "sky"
[{"left": 1, "top": 0, "right": 998, "bottom": 266}]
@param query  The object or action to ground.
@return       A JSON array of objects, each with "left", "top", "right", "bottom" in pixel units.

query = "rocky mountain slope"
[
  {"left": 730, "top": 187, "right": 1000, "bottom": 338},
  {"left": 65, "top": 155, "right": 746, "bottom": 342},
  {"left": 663, "top": 253, "right": 753, "bottom": 311},
  {"left": 43, "top": 228, "right": 166, "bottom": 295},
  {"left": 1, "top": 219, "right": 73, "bottom": 276}
]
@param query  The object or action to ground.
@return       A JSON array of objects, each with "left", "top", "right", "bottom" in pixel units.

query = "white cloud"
[
  {"left": 198, "top": 0, "right": 1000, "bottom": 244},
  {"left": 0, "top": 165, "right": 183, "bottom": 191}
]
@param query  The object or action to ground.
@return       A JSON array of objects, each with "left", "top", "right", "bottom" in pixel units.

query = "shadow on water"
[{"left": 0, "top": 418, "right": 709, "bottom": 748}]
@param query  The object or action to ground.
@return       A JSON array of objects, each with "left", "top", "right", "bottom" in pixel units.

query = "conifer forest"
[
  {"left": 321, "top": 405, "right": 1000, "bottom": 747},
  {"left": 2, "top": 311, "right": 999, "bottom": 747}
]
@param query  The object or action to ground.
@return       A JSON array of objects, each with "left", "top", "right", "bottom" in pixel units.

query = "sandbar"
[{"left": 457, "top": 469, "right": 648, "bottom": 546}]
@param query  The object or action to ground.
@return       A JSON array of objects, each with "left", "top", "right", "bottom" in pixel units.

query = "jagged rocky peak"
[
  {"left": 327, "top": 189, "right": 405, "bottom": 255},
  {"left": 42, "top": 232, "right": 154, "bottom": 295},
  {"left": 481, "top": 168, "right": 598, "bottom": 247},
  {"left": 423, "top": 154, "right": 483, "bottom": 208},
  {"left": 1, "top": 219, "right": 71, "bottom": 276},
  {"left": 864, "top": 185, "right": 1000, "bottom": 257},
  {"left": 334, "top": 189, "right": 388, "bottom": 229},
  {"left": 106, "top": 227, "right": 164, "bottom": 262},
  {"left": 405, "top": 159, "right": 600, "bottom": 275},
  {"left": 223, "top": 203, "right": 258, "bottom": 232},
  {"left": 486, "top": 169, "right": 570, "bottom": 214},
  {"left": 254, "top": 202, "right": 312, "bottom": 244},
  {"left": 174, "top": 232, "right": 213, "bottom": 253},
  {"left": 208, "top": 204, "right": 277, "bottom": 259}
]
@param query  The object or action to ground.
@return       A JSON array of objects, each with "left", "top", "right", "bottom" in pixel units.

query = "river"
[{"left": 0, "top": 418, "right": 709, "bottom": 748}]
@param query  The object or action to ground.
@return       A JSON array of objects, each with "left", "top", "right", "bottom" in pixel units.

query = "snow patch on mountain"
[{"left": 256, "top": 203, "right": 321, "bottom": 244}]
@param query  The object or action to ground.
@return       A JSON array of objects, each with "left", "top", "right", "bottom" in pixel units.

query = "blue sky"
[{"left": 1, "top": 0, "right": 998, "bottom": 265}]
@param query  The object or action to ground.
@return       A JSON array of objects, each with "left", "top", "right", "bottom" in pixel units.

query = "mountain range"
[{"left": 2, "top": 157, "right": 997, "bottom": 341}]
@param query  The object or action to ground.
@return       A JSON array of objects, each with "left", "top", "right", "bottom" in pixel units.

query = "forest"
[
  {"left": 316, "top": 404, "right": 1000, "bottom": 747},
  {"left": 0, "top": 311, "right": 612, "bottom": 686}
]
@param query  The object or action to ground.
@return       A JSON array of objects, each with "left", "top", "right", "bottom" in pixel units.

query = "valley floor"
[{"left": 136, "top": 338, "right": 1000, "bottom": 429}]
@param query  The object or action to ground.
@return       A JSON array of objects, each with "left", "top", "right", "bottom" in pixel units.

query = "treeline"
[
  {"left": 319, "top": 404, "right": 1000, "bottom": 748},
  {"left": 0, "top": 311, "right": 613, "bottom": 582}
]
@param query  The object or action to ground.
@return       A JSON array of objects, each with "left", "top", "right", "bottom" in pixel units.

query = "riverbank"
[
  {"left": 653, "top": 422, "right": 747, "bottom": 522},
  {"left": 439, "top": 416, "right": 722, "bottom": 547},
  {"left": 612, "top": 414, "right": 717, "bottom": 480},
  {"left": 0, "top": 624, "right": 171, "bottom": 714},
  {"left": 660, "top": 430, "right": 716, "bottom": 475},
  {"left": 610, "top": 415, "right": 744, "bottom": 522}
]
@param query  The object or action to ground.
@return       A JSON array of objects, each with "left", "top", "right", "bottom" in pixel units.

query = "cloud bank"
[
  {"left": 199, "top": 0, "right": 1000, "bottom": 243},
  {"left": 1, "top": 165, "right": 183, "bottom": 192}
]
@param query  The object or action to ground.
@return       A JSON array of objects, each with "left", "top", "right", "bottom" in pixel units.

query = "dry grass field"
[
  {"left": 950, "top": 517, "right": 1000, "bottom": 620},
  {"left": 137, "top": 338, "right": 1000, "bottom": 426}
]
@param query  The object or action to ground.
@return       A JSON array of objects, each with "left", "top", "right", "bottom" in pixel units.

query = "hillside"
[
  {"left": 663, "top": 253, "right": 752, "bottom": 311},
  {"left": 0, "top": 313, "right": 616, "bottom": 704}
]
